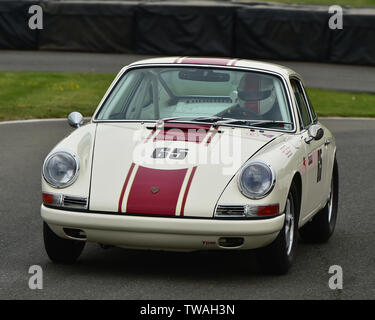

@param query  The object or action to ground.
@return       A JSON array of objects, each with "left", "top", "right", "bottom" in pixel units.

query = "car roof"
[{"left": 128, "top": 57, "right": 300, "bottom": 79}]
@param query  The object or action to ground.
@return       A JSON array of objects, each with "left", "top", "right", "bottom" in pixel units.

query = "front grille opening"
[
  {"left": 218, "top": 237, "right": 244, "bottom": 248},
  {"left": 63, "top": 228, "right": 87, "bottom": 240}
]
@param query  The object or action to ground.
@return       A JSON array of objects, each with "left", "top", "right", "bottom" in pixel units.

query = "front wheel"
[
  {"left": 256, "top": 183, "right": 300, "bottom": 275},
  {"left": 43, "top": 222, "right": 85, "bottom": 264},
  {"left": 299, "top": 157, "right": 339, "bottom": 243}
]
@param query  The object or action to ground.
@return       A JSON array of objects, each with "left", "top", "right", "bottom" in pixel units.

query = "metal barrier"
[{"left": 1, "top": 0, "right": 375, "bottom": 66}]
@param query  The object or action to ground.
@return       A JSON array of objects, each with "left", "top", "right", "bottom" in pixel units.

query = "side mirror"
[
  {"left": 68, "top": 112, "right": 84, "bottom": 128},
  {"left": 305, "top": 124, "right": 324, "bottom": 144}
]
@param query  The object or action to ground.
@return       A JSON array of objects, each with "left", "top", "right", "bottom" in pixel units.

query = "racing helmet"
[{"left": 237, "top": 73, "right": 276, "bottom": 116}]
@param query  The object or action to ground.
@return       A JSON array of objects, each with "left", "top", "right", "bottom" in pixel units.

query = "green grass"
[
  {"left": 307, "top": 88, "right": 375, "bottom": 117},
  {"left": 0, "top": 72, "right": 374, "bottom": 120},
  {"left": 238, "top": 0, "right": 375, "bottom": 7},
  {"left": 0, "top": 72, "right": 115, "bottom": 121}
]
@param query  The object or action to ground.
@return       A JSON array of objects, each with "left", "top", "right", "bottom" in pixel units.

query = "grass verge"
[
  {"left": 0, "top": 72, "right": 374, "bottom": 121},
  {"left": 0, "top": 72, "right": 115, "bottom": 121},
  {"left": 307, "top": 88, "right": 375, "bottom": 118}
]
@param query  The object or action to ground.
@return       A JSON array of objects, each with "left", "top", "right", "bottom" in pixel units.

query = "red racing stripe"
[
  {"left": 144, "top": 127, "right": 156, "bottom": 143},
  {"left": 126, "top": 166, "right": 188, "bottom": 216},
  {"left": 153, "top": 123, "right": 211, "bottom": 144},
  {"left": 180, "top": 57, "right": 231, "bottom": 66},
  {"left": 118, "top": 163, "right": 135, "bottom": 212},
  {"left": 205, "top": 128, "right": 218, "bottom": 146},
  {"left": 180, "top": 166, "right": 198, "bottom": 216},
  {"left": 230, "top": 58, "right": 239, "bottom": 66}
]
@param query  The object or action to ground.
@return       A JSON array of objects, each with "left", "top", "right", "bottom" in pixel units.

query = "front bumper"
[{"left": 41, "top": 205, "right": 285, "bottom": 251}]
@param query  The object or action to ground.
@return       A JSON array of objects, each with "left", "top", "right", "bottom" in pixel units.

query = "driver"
[{"left": 220, "top": 73, "right": 278, "bottom": 120}]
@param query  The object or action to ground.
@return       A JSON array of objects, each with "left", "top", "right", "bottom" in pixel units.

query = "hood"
[{"left": 89, "top": 122, "right": 283, "bottom": 217}]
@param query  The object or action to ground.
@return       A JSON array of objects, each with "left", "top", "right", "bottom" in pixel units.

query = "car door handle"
[{"left": 324, "top": 139, "right": 331, "bottom": 146}]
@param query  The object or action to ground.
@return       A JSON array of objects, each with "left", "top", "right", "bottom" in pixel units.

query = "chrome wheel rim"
[
  {"left": 285, "top": 196, "right": 294, "bottom": 256},
  {"left": 328, "top": 179, "right": 334, "bottom": 223}
]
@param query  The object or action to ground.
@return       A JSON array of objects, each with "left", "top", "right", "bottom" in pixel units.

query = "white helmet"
[{"left": 237, "top": 73, "right": 276, "bottom": 116}]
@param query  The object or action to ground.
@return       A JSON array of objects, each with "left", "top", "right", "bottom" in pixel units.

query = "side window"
[
  {"left": 291, "top": 79, "right": 312, "bottom": 128},
  {"left": 125, "top": 77, "right": 153, "bottom": 119},
  {"left": 304, "top": 91, "right": 318, "bottom": 122}
]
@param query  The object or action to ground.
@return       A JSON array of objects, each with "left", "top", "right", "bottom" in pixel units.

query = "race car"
[{"left": 41, "top": 57, "right": 339, "bottom": 274}]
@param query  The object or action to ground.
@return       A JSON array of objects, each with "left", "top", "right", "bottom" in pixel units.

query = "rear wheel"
[
  {"left": 43, "top": 222, "right": 85, "bottom": 264},
  {"left": 256, "top": 182, "right": 299, "bottom": 275},
  {"left": 299, "top": 157, "right": 339, "bottom": 243}
]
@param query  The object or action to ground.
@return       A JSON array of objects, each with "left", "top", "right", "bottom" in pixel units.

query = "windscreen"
[{"left": 95, "top": 67, "right": 292, "bottom": 129}]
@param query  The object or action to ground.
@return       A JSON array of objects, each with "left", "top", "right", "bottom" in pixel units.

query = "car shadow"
[
  {"left": 40, "top": 238, "right": 329, "bottom": 281},
  {"left": 46, "top": 244, "right": 267, "bottom": 280}
]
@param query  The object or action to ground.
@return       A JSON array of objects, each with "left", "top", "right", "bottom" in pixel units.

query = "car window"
[
  {"left": 304, "top": 89, "right": 318, "bottom": 122},
  {"left": 290, "top": 79, "right": 312, "bottom": 128},
  {"left": 96, "top": 67, "right": 294, "bottom": 130}
]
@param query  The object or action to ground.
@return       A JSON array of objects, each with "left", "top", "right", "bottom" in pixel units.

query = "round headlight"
[
  {"left": 42, "top": 150, "right": 79, "bottom": 188},
  {"left": 238, "top": 161, "right": 275, "bottom": 199}
]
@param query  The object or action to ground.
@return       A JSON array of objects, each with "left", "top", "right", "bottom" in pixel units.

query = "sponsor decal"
[
  {"left": 248, "top": 131, "right": 275, "bottom": 139},
  {"left": 280, "top": 144, "right": 293, "bottom": 158},
  {"left": 308, "top": 152, "right": 313, "bottom": 165},
  {"left": 262, "top": 133, "right": 275, "bottom": 138},
  {"left": 202, "top": 241, "right": 216, "bottom": 246}
]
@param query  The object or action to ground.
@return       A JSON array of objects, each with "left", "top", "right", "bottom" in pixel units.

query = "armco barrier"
[
  {"left": 235, "top": 4, "right": 332, "bottom": 63},
  {"left": 0, "top": 1, "right": 39, "bottom": 50},
  {"left": 38, "top": 1, "right": 138, "bottom": 53},
  {"left": 329, "top": 8, "right": 375, "bottom": 66},
  {"left": 135, "top": 2, "right": 236, "bottom": 57},
  {"left": 1, "top": 1, "right": 375, "bottom": 66}
]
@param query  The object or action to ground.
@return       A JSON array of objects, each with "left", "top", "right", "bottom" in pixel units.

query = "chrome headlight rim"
[
  {"left": 237, "top": 160, "right": 276, "bottom": 200},
  {"left": 42, "top": 149, "right": 80, "bottom": 189}
]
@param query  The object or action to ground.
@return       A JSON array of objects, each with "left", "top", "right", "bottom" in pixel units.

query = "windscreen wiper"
[
  {"left": 248, "top": 120, "right": 294, "bottom": 128},
  {"left": 157, "top": 116, "right": 228, "bottom": 125},
  {"left": 212, "top": 118, "right": 252, "bottom": 127},
  {"left": 156, "top": 116, "right": 196, "bottom": 125},
  {"left": 212, "top": 119, "right": 293, "bottom": 129},
  {"left": 192, "top": 116, "right": 227, "bottom": 122},
  {"left": 157, "top": 117, "right": 293, "bottom": 129}
]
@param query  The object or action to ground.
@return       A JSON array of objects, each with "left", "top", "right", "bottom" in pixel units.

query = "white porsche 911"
[{"left": 41, "top": 57, "right": 338, "bottom": 274}]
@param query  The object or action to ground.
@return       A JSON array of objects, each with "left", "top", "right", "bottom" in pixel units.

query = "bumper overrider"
[{"left": 41, "top": 205, "right": 285, "bottom": 251}]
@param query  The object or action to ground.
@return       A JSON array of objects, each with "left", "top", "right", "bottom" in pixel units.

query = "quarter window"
[
  {"left": 291, "top": 79, "right": 312, "bottom": 128},
  {"left": 305, "top": 92, "right": 318, "bottom": 122}
]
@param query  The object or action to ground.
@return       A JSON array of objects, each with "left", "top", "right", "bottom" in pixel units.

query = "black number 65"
[{"left": 151, "top": 148, "right": 188, "bottom": 160}]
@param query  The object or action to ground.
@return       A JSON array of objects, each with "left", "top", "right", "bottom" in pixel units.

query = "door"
[{"left": 290, "top": 78, "right": 327, "bottom": 216}]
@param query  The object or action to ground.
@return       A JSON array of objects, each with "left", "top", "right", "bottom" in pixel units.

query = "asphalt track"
[
  {"left": 1, "top": 50, "right": 375, "bottom": 92},
  {"left": 0, "top": 118, "right": 374, "bottom": 300}
]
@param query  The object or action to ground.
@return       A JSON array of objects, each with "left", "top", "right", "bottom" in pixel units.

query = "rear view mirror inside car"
[{"left": 178, "top": 69, "right": 230, "bottom": 82}]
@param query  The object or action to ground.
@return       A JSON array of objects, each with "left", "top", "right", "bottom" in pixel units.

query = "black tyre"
[
  {"left": 256, "top": 182, "right": 300, "bottom": 275},
  {"left": 43, "top": 222, "right": 85, "bottom": 264},
  {"left": 299, "top": 157, "right": 339, "bottom": 243}
]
